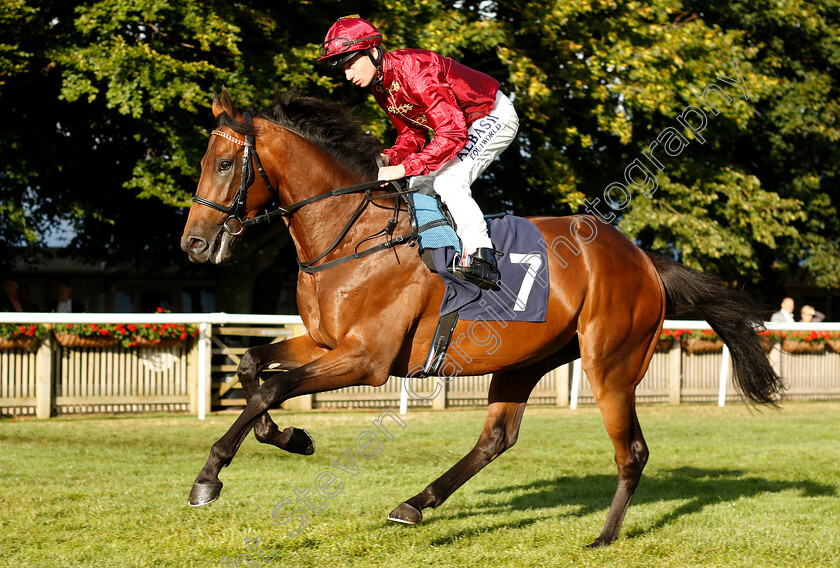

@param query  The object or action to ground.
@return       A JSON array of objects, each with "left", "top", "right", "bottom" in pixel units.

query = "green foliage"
[
  {"left": 56, "top": 322, "right": 119, "bottom": 338},
  {"left": 1, "top": 0, "right": 838, "bottom": 292},
  {"left": 0, "top": 322, "right": 47, "bottom": 340},
  {"left": 0, "top": 0, "right": 38, "bottom": 86}
]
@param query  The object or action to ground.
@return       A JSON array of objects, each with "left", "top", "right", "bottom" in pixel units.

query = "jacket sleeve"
[
  {"left": 382, "top": 117, "right": 426, "bottom": 166},
  {"left": 398, "top": 80, "right": 469, "bottom": 176}
]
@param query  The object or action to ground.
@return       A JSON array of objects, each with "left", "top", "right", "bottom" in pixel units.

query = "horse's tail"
[{"left": 646, "top": 253, "right": 785, "bottom": 406}]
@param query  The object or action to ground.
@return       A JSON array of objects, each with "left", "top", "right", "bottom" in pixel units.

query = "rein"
[{"left": 191, "top": 117, "right": 421, "bottom": 272}]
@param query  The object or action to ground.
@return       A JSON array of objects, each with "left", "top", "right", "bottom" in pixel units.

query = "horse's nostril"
[{"left": 183, "top": 236, "right": 207, "bottom": 254}]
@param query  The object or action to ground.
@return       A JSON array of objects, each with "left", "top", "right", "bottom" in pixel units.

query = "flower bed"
[
  {"left": 54, "top": 323, "right": 120, "bottom": 348},
  {"left": 116, "top": 309, "right": 198, "bottom": 348},
  {"left": 50, "top": 309, "right": 198, "bottom": 349},
  {"left": 656, "top": 329, "right": 686, "bottom": 352},
  {"left": 657, "top": 329, "right": 840, "bottom": 355},
  {"left": 0, "top": 323, "right": 48, "bottom": 350},
  {"left": 777, "top": 330, "right": 834, "bottom": 354},
  {"left": 679, "top": 329, "right": 724, "bottom": 354}
]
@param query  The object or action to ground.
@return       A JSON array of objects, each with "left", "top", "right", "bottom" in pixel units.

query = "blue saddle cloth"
[{"left": 411, "top": 194, "right": 549, "bottom": 323}]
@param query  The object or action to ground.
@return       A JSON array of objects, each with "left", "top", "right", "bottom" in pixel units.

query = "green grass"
[{"left": 1, "top": 402, "right": 838, "bottom": 567}]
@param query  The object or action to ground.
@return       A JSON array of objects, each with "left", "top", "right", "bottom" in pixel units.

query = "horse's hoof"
[
  {"left": 188, "top": 481, "right": 223, "bottom": 507},
  {"left": 387, "top": 502, "right": 422, "bottom": 525},
  {"left": 285, "top": 427, "right": 315, "bottom": 456}
]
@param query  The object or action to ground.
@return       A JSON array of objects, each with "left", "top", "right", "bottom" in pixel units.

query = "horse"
[{"left": 180, "top": 88, "right": 783, "bottom": 547}]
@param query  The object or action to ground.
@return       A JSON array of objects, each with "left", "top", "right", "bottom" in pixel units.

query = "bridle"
[
  {"left": 191, "top": 112, "right": 278, "bottom": 236},
  {"left": 191, "top": 113, "right": 422, "bottom": 272}
]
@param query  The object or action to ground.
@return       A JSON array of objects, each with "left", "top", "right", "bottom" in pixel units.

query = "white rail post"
[
  {"left": 432, "top": 378, "right": 448, "bottom": 410},
  {"left": 399, "top": 378, "right": 408, "bottom": 415},
  {"left": 555, "top": 363, "right": 570, "bottom": 407},
  {"left": 668, "top": 339, "right": 682, "bottom": 404},
  {"left": 718, "top": 344, "right": 731, "bottom": 407},
  {"left": 35, "top": 334, "right": 54, "bottom": 419},
  {"left": 197, "top": 322, "right": 211, "bottom": 419},
  {"left": 570, "top": 359, "right": 582, "bottom": 410}
]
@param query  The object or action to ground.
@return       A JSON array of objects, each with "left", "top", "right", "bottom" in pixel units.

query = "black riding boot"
[{"left": 452, "top": 248, "right": 501, "bottom": 290}]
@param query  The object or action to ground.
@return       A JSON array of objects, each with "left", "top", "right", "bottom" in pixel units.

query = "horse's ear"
[
  {"left": 212, "top": 87, "right": 240, "bottom": 119},
  {"left": 220, "top": 86, "right": 239, "bottom": 118},
  {"left": 212, "top": 93, "right": 224, "bottom": 118}
]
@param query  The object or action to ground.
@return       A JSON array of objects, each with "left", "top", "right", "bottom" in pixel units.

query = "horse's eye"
[{"left": 219, "top": 160, "right": 233, "bottom": 171}]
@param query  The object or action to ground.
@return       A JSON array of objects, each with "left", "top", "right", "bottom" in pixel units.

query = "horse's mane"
[{"left": 215, "top": 90, "right": 381, "bottom": 181}]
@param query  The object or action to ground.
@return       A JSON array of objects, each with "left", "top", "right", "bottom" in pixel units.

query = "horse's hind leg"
[
  {"left": 584, "top": 352, "right": 651, "bottom": 547},
  {"left": 236, "top": 335, "right": 325, "bottom": 455},
  {"left": 388, "top": 358, "right": 556, "bottom": 524}
]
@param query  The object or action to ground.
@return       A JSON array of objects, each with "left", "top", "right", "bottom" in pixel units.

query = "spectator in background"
[
  {"left": 2, "top": 279, "right": 22, "bottom": 312},
  {"left": 800, "top": 305, "right": 825, "bottom": 323},
  {"left": 51, "top": 282, "right": 87, "bottom": 313},
  {"left": 771, "top": 297, "right": 795, "bottom": 323},
  {"left": 17, "top": 283, "right": 41, "bottom": 311}
]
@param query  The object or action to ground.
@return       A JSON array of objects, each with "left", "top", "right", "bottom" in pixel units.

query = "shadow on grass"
[{"left": 426, "top": 467, "right": 835, "bottom": 545}]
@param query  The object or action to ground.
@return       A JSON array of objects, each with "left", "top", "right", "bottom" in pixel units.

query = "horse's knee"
[
  {"left": 632, "top": 438, "right": 649, "bottom": 468},
  {"left": 616, "top": 443, "right": 648, "bottom": 486},
  {"left": 237, "top": 348, "right": 261, "bottom": 380}
]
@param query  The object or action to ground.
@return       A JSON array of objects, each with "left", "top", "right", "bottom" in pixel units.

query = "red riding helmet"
[{"left": 318, "top": 16, "right": 383, "bottom": 67}]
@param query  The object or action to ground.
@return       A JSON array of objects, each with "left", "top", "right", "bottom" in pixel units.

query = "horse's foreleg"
[
  {"left": 388, "top": 369, "right": 540, "bottom": 524},
  {"left": 237, "top": 335, "right": 326, "bottom": 455},
  {"left": 189, "top": 339, "right": 387, "bottom": 506}
]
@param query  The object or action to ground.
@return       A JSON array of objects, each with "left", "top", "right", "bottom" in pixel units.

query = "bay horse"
[{"left": 181, "top": 88, "right": 783, "bottom": 547}]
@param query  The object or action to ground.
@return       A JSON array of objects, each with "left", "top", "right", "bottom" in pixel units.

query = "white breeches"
[{"left": 410, "top": 91, "right": 519, "bottom": 256}]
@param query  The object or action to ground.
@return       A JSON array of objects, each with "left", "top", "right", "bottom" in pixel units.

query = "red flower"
[{"left": 127, "top": 324, "right": 136, "bottom": 332}]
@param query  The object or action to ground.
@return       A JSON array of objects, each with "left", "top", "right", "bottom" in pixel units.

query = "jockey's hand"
[
  {"left": 378, "top": 164, "right": 405, "bottom": 181},
  {"left": 379, "top": 153, "right": 391, "bottom": 167}
]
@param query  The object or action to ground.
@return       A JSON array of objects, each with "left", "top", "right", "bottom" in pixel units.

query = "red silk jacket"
[{"left": 372, "top": 49, "right": 499, "bottom": 176}]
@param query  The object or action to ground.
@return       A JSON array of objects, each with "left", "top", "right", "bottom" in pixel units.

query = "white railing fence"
[{"left": 1, "top": 313, "right": 839, "bottom": 418}]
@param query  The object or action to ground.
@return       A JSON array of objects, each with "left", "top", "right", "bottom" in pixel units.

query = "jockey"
[{"left": 318, "top": 15, "right": 519, "bottom": 290}]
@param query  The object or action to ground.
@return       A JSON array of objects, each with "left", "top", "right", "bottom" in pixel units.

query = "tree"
[
  {"left": 0, "top": 0, "right": 198, "bottom": 272},
  {"left": 483, "top": 0, "right": 839, "bottom": 291},
  {"left": 2, "top": 0, "right": 838, "bottom": 309}
]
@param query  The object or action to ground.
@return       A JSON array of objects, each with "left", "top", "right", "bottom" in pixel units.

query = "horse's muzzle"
[{"left": 181, "top": 234, "right": 210, "bottom": 263}]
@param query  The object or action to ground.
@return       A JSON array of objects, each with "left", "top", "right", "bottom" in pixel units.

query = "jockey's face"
[{"left": 343, "top": 53, "right": 377, "bottom": 88}]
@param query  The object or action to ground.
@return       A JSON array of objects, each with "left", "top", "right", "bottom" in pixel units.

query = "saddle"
[{"left": 403, "top": 186, "right": 550, "bottom": 377}]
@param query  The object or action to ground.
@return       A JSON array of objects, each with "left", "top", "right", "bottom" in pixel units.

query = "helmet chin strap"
[{"left": 367, "top": 46, "right": 384, "bottom": 85}]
